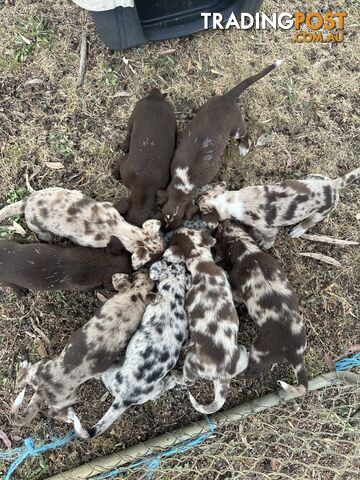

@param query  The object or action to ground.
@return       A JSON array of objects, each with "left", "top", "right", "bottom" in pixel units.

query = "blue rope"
[
  {"left": 335, "top": 352, "right": 360, "bottom": 371},
  {"left": 91, "top": 416, "right": 216, "bottom": 480},
  {"left": 0, "top": 430, "right": 76, "bottom": 480}
]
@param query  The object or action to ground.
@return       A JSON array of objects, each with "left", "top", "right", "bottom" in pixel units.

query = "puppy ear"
[
  {"left": 201, "top": 230, "right": 216, "bottom": 248},
  {"left": 149, "top": 260, "right": 167, "bottom": 281},
  {"left": 107, "top": 236, "right": 124, "bottom": 256},
  {"left": 112, "top": 273, "right": 131, "bottom": 291},
  {"left": 163, "top": 245, "right": 185, "bottom": 264},
  {"left": 145, "top": 292, "right": 158, "bottom": 305},
  {"left": 132, "top": 247, "right": 152, "bottom": 270},
  {"left": 142, "top": 219, "right": 161, "bottom": 236},
  {"left": 156, "top": 189, "right": 168, "bottom": 207},
  {"left": 114, "top": 197, "right": 130, "bottom": 216},
  {"left": 170, "top": 233, "right": 195, "bottom": 258},
  {"left": 184, "top": 204, "right": 199, "bottom": 220}
]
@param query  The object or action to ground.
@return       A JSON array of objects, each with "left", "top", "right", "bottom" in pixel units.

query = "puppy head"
[
  {"left": 132, "top": 270, "right": 155, "bottom": 294},
  {"left": 161, "top": 189, "right": 197, "bottom": 230},
  {"left": 132, "top": 223, "right": 165, "bottom": 270},
  {"left": 163, "top": 229, "right": 216, "bottom": 262},
  {"left": 112, "top": 273, "right": 132, "bottom": 292},
  {"left": 149, "top": 260, "right": 168, "bottom": 281},
  {"left": 197, "top": 181, "right": 227, "bottom": 212}
]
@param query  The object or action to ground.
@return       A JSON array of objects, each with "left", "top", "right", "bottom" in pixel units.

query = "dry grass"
[{"left": 0, "top": 0, "right": 359, "bottom": 478}]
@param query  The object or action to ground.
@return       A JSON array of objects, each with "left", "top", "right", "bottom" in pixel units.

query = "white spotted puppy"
[
  {"left": 10, "top": 271, "right": 154, "bottom": 429},
  {"left": 216, "top": 220, "right": 307, "bottom": 396},
  {"left": 0, "top": 187, "right": 164, "bottom": 269},
  {"left": 73, "top": 260, "right": 191, "bottom": 438},
  {"left": 164, "top": 228, "right": 248, "bottom": 414},
  {"left": 198, "top": 167, "right": 360, "bottom": 248}
]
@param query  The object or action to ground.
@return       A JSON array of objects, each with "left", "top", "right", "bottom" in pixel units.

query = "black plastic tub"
[{"left": 91, "top": 0, "right": 264, "bottom": 50}]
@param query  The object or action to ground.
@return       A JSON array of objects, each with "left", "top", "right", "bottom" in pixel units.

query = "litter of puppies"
[{"left": 0, "top": 60, "right": 358, "bottom": 438}]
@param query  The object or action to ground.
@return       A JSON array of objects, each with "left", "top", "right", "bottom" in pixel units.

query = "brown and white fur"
[
  {"left": 113, "top": 88, "right": 177, "bottom": 226},
  {"left": 0, "top": 187, "right": 164, "bottom": 269},
  {"left": 10, "top": 271, "right": 154, "bottom": 428},
  {"left": 164, "top": 228, "right": 248, "bottom": 414},
  {"left": 216, "top": 220, "right": 307, "bottom": 396},
  {"left": 158, "top": 60, "right": 283, "bottom": 230},
  {"left": 198, "top": 167, "right": 360, "bottom": 248}
]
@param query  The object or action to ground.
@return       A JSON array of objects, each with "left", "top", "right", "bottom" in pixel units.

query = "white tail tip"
[
  {"left": 275, "top": 59, "right": 284, "bottom": 67},
  {"left": 13, "top": 388, "right": 26, "bottom": 409},
  {"left": 278, "top": 381, "right": 306, "bottom": 397}
]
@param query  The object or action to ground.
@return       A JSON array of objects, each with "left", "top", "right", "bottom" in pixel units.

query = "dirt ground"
[{"left": 0, "top": 0, "right": 359, "bottom": 478}]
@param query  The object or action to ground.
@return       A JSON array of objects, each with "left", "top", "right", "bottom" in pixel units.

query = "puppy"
[
  {"left": 198, "top": 167, "right": 360, "bottom": 248},
  {"left": 158, "top": 60, "right": 283, "bottom": 229},
  {"left": 113, "top": 88, "right": 177, "bottom": 226},
  {"left": 164, "top": 228, "right": 248, "bottom": 414},
  {"left": 73, "top": 260, "right": 190, "bottom": 438},
  {"left": 0, "top": 187, "right": 164, "bottom": 269},
  {"left": 0, "top": 237, "right": 132, "bottom": 297},
  {"left": 216, "top": 220, "right": 307, "bottom": 396},
  {"left": 10, "top": 271, "right": 154, "bottom": 428}
]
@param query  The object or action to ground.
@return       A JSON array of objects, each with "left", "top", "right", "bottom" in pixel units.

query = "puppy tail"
[
  {"left": 279, "top": 359, "right": 308, "bottom": 398},
  {"left": 84, "top": 400, "right": 127, "bottom": 439},
  {"left": 10, "top": 390, "right": 41, "bottom": 426},
  {"left": 225, "top": 59, "right": 284, "bottom": 101},
  {"left": 188, "top": 380, "right": 229, "bottom": 415},
  {"left": 332, "top": 167, "right": 360, "bottom": 190},
  {"left": 0, "top": 200, "right": 26, "bottom": 223}
]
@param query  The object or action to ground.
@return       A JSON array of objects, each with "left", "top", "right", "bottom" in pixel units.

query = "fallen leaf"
[
  {"left": 18, "top": 78, "right": 45, "bottom": 89},
  {"left": 299, "top": 252, "right": 341, "bottom": 268},
  {"left": 283, "top": 149, "right": 292, "bottom": 172},
  {"left": 11, "top": 221, "right": 26, "bottom": 236},
  {"left": 271, "top": 459, "right": 278, "bottom": 472},
  {"left": 356, "top": 212, "right": 360, "bottom": 222},
  {"left": 101, "top": 391, "right": 110, "bottom": 402},
  {"left": 0, "top": 429, "right": 11, "bottom": 448},
  {"left": 158, "top": 48, "right": 176, "bottom": 55},
  {"left": 35, "top": 338, "right": 48, "bottom": 359},
  {"left": 324, "top": 352, "right": 336, "bottom": 371},
  {"left": 301, "top": 234, "right": 358, "bottom": 247},
  {"left": 45, "top": 162, "right": 64, "bottom": 170},
  {"left": 18, "top": 33, "right": 31, "bottom": 45},
  {"left": 256, "top": 133, "right": 273, "bottom": 147},
  {"left": 114, "top": 91, "right": 132, "bottom": 98},
  {"left": 31, "top": 319, "right": 51, "bottom": 346},
  {"left": 210, "top": 68, "right": 224, "bottom": 76}
]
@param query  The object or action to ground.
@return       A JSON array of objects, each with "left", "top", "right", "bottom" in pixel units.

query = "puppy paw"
[
  {"left": 20, "top": 360, "right": 31, "bottom": 369},
  {"left": 67, "top": 408, "right": 90, "bottom": 439},
  {"left": 290, "top": 225, "right": 306, "bottom": 238},
  {"left": 239, "top": 144, "right": 250, "bottom": 157}
]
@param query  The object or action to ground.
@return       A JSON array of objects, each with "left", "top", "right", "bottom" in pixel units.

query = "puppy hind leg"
[
  {"left": 27, "top": 221, "right": 54, "bottom": 243},
  {"left": 290, "top": 213, "right": 329, "bottom": 238},
  {"left": 257, "top": 227, "right": 279, "bottom": 249},
  {"left": 10, "top": 392, "right": 41, "bottom": 426}
]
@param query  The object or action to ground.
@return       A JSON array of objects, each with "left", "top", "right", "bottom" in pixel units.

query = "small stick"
[
  {"left": 76, "top": 30, "right": 87, "bottom": 88},
  {"left": 301, "top": 234, "right": 359, "bottom": 247},
  {"left": 299, "top": 252, "right": 341, "bottom": 268}
]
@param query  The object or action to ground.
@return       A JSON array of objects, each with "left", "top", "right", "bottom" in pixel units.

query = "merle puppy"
[
  {"left": 0, "top": 237, "right": 132, "bottom": 297},
  {"left": 216, "top": 220, "right": 308, "bottom": 396},
  {"left": 164, "top": 228, "right": 248, "bottom": 414},
  {"left": 0, "top": 187, "right": 164, "bottom": 269},
  {"left": 158, "top": 60, "right": 283, "bottom": 229},
  {"left": 198, "top": 167, "right": 360, "bottom": 248},
  {"left": 10, "top": 271, "right": 154, "bottom": 428},
  {"left": 73, "top": 260, "right": 190, "bottom": 438},
  {"left": 113, "top": 88, "right": 177, "bottom": 226}
]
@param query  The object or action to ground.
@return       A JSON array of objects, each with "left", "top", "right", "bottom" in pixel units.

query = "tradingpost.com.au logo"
[{"left": 201, "top": 11, "right": 348, "bottom": 43}]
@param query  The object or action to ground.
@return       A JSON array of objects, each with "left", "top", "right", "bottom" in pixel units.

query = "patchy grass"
[{"left": 0, "top": 0, "right": 359, "bottom": 478}]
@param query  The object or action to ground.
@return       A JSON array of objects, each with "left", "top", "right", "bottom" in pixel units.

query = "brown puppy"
[
  {"left": 113, "top": 88, "right": 177, "bottom": 226},
  {"left": 198, "top": 167, "right": 360, "bottom": 248},
  {"left": 158, "top": 60, "right": 283, "bottom": 229},
  {"left": 164, "top": 228, "right": 248, "bottom": 414},
  {"left": 10, "top": 271, "right": 155, "bottom": 428},
  {"left": 216, "top": 220, "right": 307, "bottom": 396},
  {"left": 0, "top": 237, "right": 132, "bottom": 297}
]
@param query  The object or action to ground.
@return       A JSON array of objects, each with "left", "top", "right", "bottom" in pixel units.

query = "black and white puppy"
[{"left": 73, "top": 260, "right": 190, "bottom": 438}]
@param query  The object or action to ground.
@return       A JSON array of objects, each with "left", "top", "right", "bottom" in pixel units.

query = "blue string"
[
  {"left": 335, "top": 352, "right": 360, "bottom": 371},
  {"left": 2, "top": 350, "right": 359, "bottom": 480},
  {"left": 91, "top": 416, "right": 216, "bottom": 480},
  {"left": 0, "top": 430, "right": 76, "bottom": 480}
]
